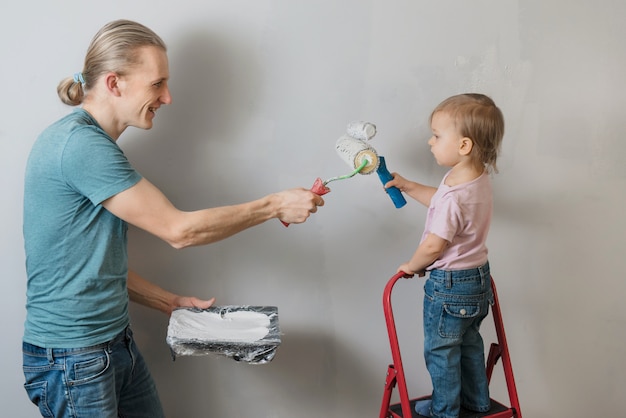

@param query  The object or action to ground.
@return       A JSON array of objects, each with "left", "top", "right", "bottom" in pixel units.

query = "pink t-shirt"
[{"left": 422, "top": 171, "right": 492, "bottom": 271}]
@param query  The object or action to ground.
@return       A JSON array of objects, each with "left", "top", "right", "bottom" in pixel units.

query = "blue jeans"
[
  {"left": 23, "top": 326, "right": 165, "bottom": 418},
  {"left": 423, "top": 263, "right": 493, "bottom": 418}
]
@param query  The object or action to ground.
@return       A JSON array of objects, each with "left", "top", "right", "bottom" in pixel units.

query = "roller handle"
[
  {"left": 376, "top": 156, "right": 407, "bottom": 208},
  {"left": 281, "top": 178, "right": 330, "bottom": 227}
]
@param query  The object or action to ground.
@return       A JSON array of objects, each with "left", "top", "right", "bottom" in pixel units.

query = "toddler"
[{"left": 385, "top": 93, "right": 504, "bottom": 418}]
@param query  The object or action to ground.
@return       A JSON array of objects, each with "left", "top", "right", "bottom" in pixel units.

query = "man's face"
[{"left": 116, "top": 46, "right": 172, "bottom": 131}]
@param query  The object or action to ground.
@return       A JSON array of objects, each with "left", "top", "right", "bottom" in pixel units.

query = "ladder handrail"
[
  {"left": 489, "top": 279, "right": 522, "bottom": 417},
  {"left": 382, "top": 271, "right": 415, "bottom": 417}
]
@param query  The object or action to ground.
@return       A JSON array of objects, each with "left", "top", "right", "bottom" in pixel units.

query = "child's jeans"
[
  {"left": 22, "top": 326, "right": 165, "bottom": 418},
  {"left": 423, "top": 262, "right": 493, "bottom": 418}
]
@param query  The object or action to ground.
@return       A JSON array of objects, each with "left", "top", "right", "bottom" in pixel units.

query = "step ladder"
[{"left": 379, "top": 272, "right": 522, "bottom": 418}]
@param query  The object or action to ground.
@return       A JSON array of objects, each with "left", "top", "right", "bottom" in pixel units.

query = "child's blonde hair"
[
  {"left": 431, "top": 93, "right": 505, "bottom": 173},
  {"left": 57, "top": 20, "right": 167, "bottom": 106}
]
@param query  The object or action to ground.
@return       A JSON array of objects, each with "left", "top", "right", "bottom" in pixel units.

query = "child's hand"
[
  {"left": 384, "top": 172, "right": 408, "bottom": 192},
  {"left": 397, "top": 263, "right": 426, "bottom": 277}
]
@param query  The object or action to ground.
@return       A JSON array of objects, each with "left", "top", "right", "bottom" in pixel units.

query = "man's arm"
[
  {"left": 127, "top": 269, "right": 215, "bottom": 315},
  {"left": 102, "top": 178, "right": 323, "bottom": 249}
]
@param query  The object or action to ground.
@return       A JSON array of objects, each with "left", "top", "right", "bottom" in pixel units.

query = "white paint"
[{"left": 168, "top": 309, "right": 270, "bottom": 342}]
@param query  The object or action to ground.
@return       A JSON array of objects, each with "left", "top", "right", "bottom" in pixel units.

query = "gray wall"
[{"left": 3, "top": 1, "right": 625, "bottom": 417}]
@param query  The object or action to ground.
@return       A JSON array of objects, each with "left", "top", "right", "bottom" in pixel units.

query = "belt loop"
[
  {"left": 479, "top": 263, "right": 488, "bottom": 287},
  {"left": 46, "top": 348, "right": 54, "bottom": 365},
  {"left": 445, "top": 270, "right": 452, "bottom": 289}
]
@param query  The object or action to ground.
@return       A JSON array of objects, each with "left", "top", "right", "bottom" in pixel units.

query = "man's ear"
[
  {"left": 104, "top": 72, "right": 122, "bottom": 97},
  {"left": 459, "top": 137, "right": 474, "bottom": 156}
]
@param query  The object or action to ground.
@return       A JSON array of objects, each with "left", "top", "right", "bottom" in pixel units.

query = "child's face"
[{"left": 428, "top": 111, "right": 464, "bottom": 167}]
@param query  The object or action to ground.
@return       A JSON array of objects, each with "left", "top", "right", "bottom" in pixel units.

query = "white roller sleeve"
[
  {"left": 346, "top": 121, "right": 377, "bottom": 141},
  {"left": 335, "top": 135, "right": 380, "bottom": 174}
]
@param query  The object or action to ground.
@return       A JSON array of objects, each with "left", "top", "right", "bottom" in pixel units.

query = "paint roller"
[
  {"left": 308, "top": 126, "right": 407, "bottom": 208},
  {"left": 334, "top": 123, "right": 407, "bottom": 209},
  {"left": 282, "top": 122, "right": 406, "bottom": 226},
  {"left": 304, "top": 121, "right": 381, "bottom": 195}
]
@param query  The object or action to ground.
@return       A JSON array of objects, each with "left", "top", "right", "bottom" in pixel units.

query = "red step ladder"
[{"left": 379, "top": 272, "right": 522, "bottom": 418}]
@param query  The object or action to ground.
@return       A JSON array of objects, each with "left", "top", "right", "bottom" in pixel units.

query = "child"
[{"left": 385, "top": 93, "right": 504, "bottom": 418}]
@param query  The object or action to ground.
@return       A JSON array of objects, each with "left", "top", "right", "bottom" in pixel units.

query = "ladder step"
[{"left": 389, "top": 397, "right": 514, "bottom": 418}]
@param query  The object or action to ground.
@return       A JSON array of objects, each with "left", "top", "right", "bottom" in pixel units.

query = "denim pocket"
[
  {"left": 24, "top": 380, "right": 54, "bottom": 417},
  {"left": 69, "top": 349, "right": 110, "bottom": 385},
  {"left": 438, "top": 300, "right": 483, "bottom": 338},
  {"left": 23, "top": 351, "right": 61, "bottom": 416}
]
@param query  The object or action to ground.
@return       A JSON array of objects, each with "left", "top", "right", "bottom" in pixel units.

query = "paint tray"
[{"left": 166, "top": 305, "right": 281, "bottom": 364}]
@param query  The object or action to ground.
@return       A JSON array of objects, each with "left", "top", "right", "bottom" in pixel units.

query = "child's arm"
[
  {"left": 384, "top": 173, "right": 437, "bottom": 207},
  {"left": 398, "top": 233, "right": 448, "bottom": 276}
]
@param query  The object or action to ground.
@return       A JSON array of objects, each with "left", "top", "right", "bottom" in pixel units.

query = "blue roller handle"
[{"left": 376, "top": 156, "right": 407, "bottom": 208}]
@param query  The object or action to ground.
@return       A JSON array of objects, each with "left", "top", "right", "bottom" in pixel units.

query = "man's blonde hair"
[{"left": 58, "top": 19, "right": 167, "bottom": 106}]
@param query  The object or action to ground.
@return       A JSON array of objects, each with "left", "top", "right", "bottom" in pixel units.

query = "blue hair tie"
[{"left": 73, "top": 72, "right": 86, "bottom": 86}]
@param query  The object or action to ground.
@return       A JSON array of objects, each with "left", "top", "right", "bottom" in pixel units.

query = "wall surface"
[{"left": 2, "top": 1, "right": 626, "bottom": 417}]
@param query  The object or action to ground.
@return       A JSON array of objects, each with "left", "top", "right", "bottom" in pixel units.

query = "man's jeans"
[
  {"left": 23, "top": 326, "right": 165, "bottom": 418},
  {"left": 423, "top": 263, "right": 493, "bottom": 418}
]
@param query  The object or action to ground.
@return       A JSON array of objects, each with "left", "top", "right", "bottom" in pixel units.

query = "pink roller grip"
[
  {"left": 309, "top": 177, "right": 331, "bottom": 196},
  {"left": 281, "top": 178, "right": 330, "bottom": 227}
]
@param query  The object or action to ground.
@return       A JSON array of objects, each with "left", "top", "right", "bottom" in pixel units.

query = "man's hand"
[
  {"left": 273, "top": 188, "right": 325, "bottom": 225},
  {"left": 171, "top": 295, "right": 215, "bottom": 314}
]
